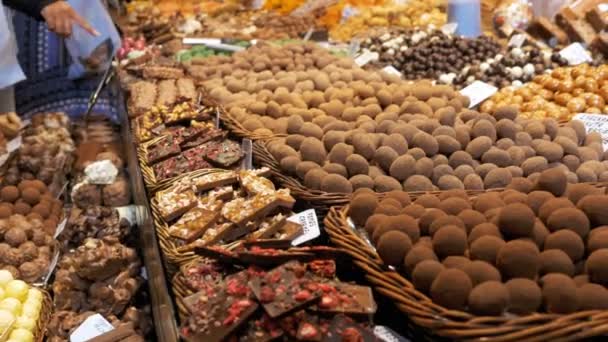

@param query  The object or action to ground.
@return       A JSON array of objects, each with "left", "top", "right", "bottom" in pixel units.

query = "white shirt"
[{"left": 0, "top": 2, "right": 26, "bottom": 89}]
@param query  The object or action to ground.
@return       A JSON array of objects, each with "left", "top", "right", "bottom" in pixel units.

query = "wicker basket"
[
  {"left": 172, "top": 272, "right": 191, "bottom": 322},
  {"left": 36, "top": 289, "right": 53, "bottom": 342},
  {"left": 324, "top": 205, "right": 608, "bottom": 341},
  {"left": 220, "top": 109, "right": 284, "bottom": 141}
]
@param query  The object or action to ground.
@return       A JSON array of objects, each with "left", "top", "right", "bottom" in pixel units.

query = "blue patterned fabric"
[{"left": 12, "top": 11, "right": 118, "bottom": 122}]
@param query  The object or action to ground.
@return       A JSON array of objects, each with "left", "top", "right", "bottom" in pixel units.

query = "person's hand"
[{"left": 41, "top": 1, "right": 99, "bottom": 37}]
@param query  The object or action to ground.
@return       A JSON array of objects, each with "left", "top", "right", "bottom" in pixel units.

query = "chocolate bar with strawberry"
[
  {"left": 311, "top": 284, "right": 377, "bottom": 317},
  {"left": 249, "top": 261, "right": 322, "bottom": 318},
  {"left": 147, "top": 135, "right": 181, "bottom": 164},
  {"left": 322, "top": 315, "right": 378, "bottom": 342}
]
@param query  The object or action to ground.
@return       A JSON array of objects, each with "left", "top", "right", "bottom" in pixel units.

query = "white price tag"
[
  {"left": 182, "top": 37, "right": 222, "bottom": 45},
  {"left": 288, "top": 209, "right": 320, "bottom": 246},
  {"left": 354, "top": 50, "right": 378, "bottom": 67},
  {"left": 572, "top": 113, "right": 608, "bottom": 150},
  {"left": 6, "top": 135, "right": 21, "bottom": 153},
  {"left": 559, "top": 43, "right": 592, "bottom": 65},
  {"left": 382, "top": 65, "right": 401, "bottom": 77},
  {"left": 441, "top": 22, "right": 458, "bottom": 35},
  {"left": 508, "top": 34, "right": 526, "bottom": 48},
  {"left": 241, "top": 139, "right": 253, "bottom": 170},
  {"left": 459, "top": 81, "right": 498, "bottom": 108},
  {"left": 70, "top": 314, "right": 114, "bottom": 342},
  {"left": 373, "top": 326, "right": 409, "bottom": 342}
]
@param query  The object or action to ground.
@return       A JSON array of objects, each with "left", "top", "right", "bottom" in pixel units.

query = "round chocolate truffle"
[
  {"left": 541, "top": 273, "right": 578, "bottom": 314},
  {"left": 418, "top": 209, "right": 447, "bottom": 236},
  {"left": 432, "top": 226, "right": 467, "bottom": 258},
  {"left": 535, "top": 167, "right": 567, "bottom": 197},
  {"left": 442, "top": 256, "right": 471, "bottom": 270},
  {"left": 463, "top": 260, "right": 502, "bottom": 286},
  {"left": 429, "top": 215, "right": 466, "bottom": 237},
  {"left": 497, "top": 240, "right": 540, "bottom": 280},
  {"left": 403, "top": 245, "right": 438, "bottom": 275},
  {"left": 544, "top": 230, "right": 584, "bottom": 262},
  {"left": 539, "top": 249, "right": 575, "bottom": 276},
  {"left": 384, "top": 191, "right": 411, "bottom": 207},
  {"left": 577, "top": 195, "right": 608, "bottom": 226},
  {"left": 505, "top": 278, "right": 542, "bottom": 314},
  {"left": 468, "top": 223, "right": 502, "bottom": 243},
  {"left": 577, "top": 283, "right": 608, "bottom": 310},
  {"left": 586, "top": 249, "right": 608, "bottom": 286},
  {"left": 470, "top": 236, "right": 505, "bottom": 265},
  {"left": 438, "top": 198, "right": 471, "bottom": 216},
  {"left": 546, "top": 207, "right": 590, "bottom": 239},
  {"left": 412, "top": 260, "right": 444, "bottom": 294},
  {"left": 430, "top": 269, "right": 472, "bottom": 310},
  {"left": 349, "top": 194, "right": 379, "bottom": 226},
  {"left": 468, "top": 281, "right": 510, "bottom": 316},
  {"left": 587, "top": 230, "right": 608, "bottom": 253},
  {"left": 0, "top": 186, "right": 19, "bottom": 203},
  {"left": 377, "top": 230, "right": 413, "bottom": 266},
  {"left": 526, "top": 191, "right": 555, "bottom": 215},
  {"left": 414, "top": 194, "right": 440, "bottom": 208},
  {"left": 365, "top": 214, "right": 387, "bottom": 235},
  {"left": 497, "top": 203, "right": 535, "bottom": 238},
  {"left": 538, "top": 198, "right": 575, "bottom": 223},
  {"left": 21, "top": 187, "right": 40, "bottom": 206},
  {"left": 457, "top": 209, "right": 486, "bottom": 233}
]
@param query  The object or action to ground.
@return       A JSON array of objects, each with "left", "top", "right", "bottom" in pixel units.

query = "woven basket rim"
[{"left": 324, "top": 204, "right": 608, "bottom": 341}]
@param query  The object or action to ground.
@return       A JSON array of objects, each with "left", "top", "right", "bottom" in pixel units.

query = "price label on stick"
[
  {"left": 382, "top": 65, "right": 401, "bottom": 77},
  {"left": 459, "top": 81, "right": 498, "bottom": 108},
  {"left": 354, "top": 50, "right": 378, "bottom": 67},
  {"left": 441, "top": 22, "right": 458, "bottom": 35},
  {"left": 559, "top": 43, "right": 592, "bottom": 65},
  {"left": 288, "top": 209, "right": 320, "bottom": 246},
  {"left": 572, "top": 113, "right": 608, "bottom": 150}
]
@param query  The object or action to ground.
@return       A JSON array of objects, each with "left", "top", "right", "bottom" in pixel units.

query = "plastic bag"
[
  {"left": 65, "top": 0, "right": 121, "bottom": 79},
  {"left": 0, "top": 4, "right": 25, "bottom": 89}
]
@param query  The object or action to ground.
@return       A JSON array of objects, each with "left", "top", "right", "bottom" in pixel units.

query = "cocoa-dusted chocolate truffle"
[
  {"left": 566, "top": 183, "right": 604, "bottom": 205},
  {"left": 541, "top": 273, "right": 578, "bottom": 314},
  {"left": 438, "top": 198, "right": 471, "bottom": 216},
  {"left": 526, "top": 191, "right": 555, "bottom": 215},
  {"left": 505, "top": 278, "right": 542, "bottom": 314},
  {"left": 404, "top": 245, "right": 438, "bottom": 275},
  {"left": 430, "top": 269, "right": 472, "bottom": 310},
  {"left": 374, "top": 175, "right": 402, "bottom": 192},
  {"left": 374, "top": 203, "right": 401, "bottom": 216},
  {"left": 432, "top": 226, "right": 467, "bottom": 258},
  {"left": 365, "top": 214, "right": 387, "bottom": 235},
  {"left": 506, "top": 177, "right": 533, "bottom": 193},
  {"left": 498, "top": 203, "right": 535, "bottom": 238},
  {"left": 384, "top": 190, "right": 411, "bottom": 207},
  {"left": 429, "top": 215, "right": 466, "bottom": 236},
  {"left": 32, "top": 203, "right": 50, "bottom": 219},
  {"left": 539, "top": 249, "right": 575, "bottom": 276},
  {"left": 577, "top": 284, "right": 608, "bottom": 310},
  {"left": 419, "top": 209, "right": 447, "bottom": 236},
  {"left": 4, "top": 227, "right": 27, "bottom": 247},
  {"left": 379, "top": 198, "right": 402, "bottom": 210},
  {"left": 468, "top": 223, "right": 502, "bottom": 243},
  {"left": 470, "top": 236, "right": 505, "bottom": 265},
  {"left": 29, "top": 180, "right": 47, "bottom": 193},
  {"left": 457, "top": 209, "right": 486, "bottom": 233},
  {"left": 21, "top": 187, "right": 40, "bottom": 205},
  {"left": 403, "top": 175, "right": 435, "bottom": 192},
  {"left": 414, "top": 194, "right": 440, "bottom": 208},
  {"left": 0, "top": 186, "right": 19, "bottom": 203},
  {"left": 587, "top": 230, "right": 608, "bottom": 253},
  {"left": 0, "top": 204, "right": 12, "bottom": 218},
  {"left": 544, "top": 230, "right": 584, "bottom": 262},
  {"left": 372, "top": 215, "right": 419, "bottom": 243},
  {"left": 400, "top": 204, "right": 426, "bottom": 219},
  {"left": 14, "top": 202, "right": 31, "bottom": 215},
  {"left": 577, "top": 195, "right": 608, "bottom": 226},
  {"left": 377, "top": 230, "right": 413, "bottom": 266},
  {"left": 321, "top": 174, "right": 353, "bottom": 193},
  {"left": 468, "top": 281, "right": 510, "bottom": 316},
  {"left": 585, "top": 249, "right": 608, "bottom": 286},
  {"left": 546, "top": 207, "right": 590, "bottom": 238},
  {"left": 442, "top": 256, "right": 471, "bottom": 270},
  {"left": 535, "top": 168, "right": 567, "bottom": 196},
  {"left": 350, "top": 174, "right": 374, "bottom": 190},
  {"left": 463, "top": 260, "right": 502, "bottom": 286},
  {"left": 412, "top": 260, "right": 444, "bottom": 294},
  {"left": 538, "top": 198, "right": 575, "bottom": 222},
  {"left": 497, "top": 240, "right": 540, "bottom": 280},
  {"left": 349, "top": 194, "right": 378, "bottom": 226},
  {"left": 473, "top": 193, "right": 505, "bottom": 213}
]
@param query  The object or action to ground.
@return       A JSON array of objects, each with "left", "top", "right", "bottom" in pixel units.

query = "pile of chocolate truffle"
[{"left": 349, "top": 172, "right": 608, "bottom": 315}]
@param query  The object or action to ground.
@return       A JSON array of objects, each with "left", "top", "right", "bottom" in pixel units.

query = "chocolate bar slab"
[
  {"left": 238, "top": 312, "right": 284, "bottom": 342},
  {"left": 147, "top": 135, "right": 181, "bottom": 164},
  {"left": 168, "top": 207, "right": 221, "bottom": 242},
  {"left": 311, "top": 283, "right": 377, "bottom": 317},
  {"left": 238, "top": 249, "right": 317, "bottom": 267},
  {"left": 193, "top": 170, "right": 238, "bottom": 192},
  {"left": 249, "top": 261, "right": 322, "bottom": 318},
  {"left": 322, "top": 315, "right": 378, "bottom": 342}
]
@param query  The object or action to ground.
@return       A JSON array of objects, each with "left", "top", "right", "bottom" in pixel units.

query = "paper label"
[
  {"left": 21, "top": 119, "right": 31, "bottom": 129},
  {"left": 559, "top": 43, "right": 592, "bottom": 65},
  {"left": 373, "top": 326, "right": 410, "bottom": 342},
  {"left": 70, "top": 314, "right": 115, "bottom": 342},
  {"left": 240, "top": 139, "right": 253, "bottom": 170},
  {"left": 459, "top": 81, "right": 498, "bottom": 108},
  {"left": 599, "top": 3, "right": 608, "bottom": 12},
  {"left": 288, "top": 209, "right": 320, "bottom": 246},
  {"left": 441, "top": 22, "right": 458, "bottom": 35},
  {"left": 7, "top": 135, "right": 21, "bottom": 153},
  {"left": 572, "top": 113, "right": 608, "bottom": 150},
  {"left": 348, "top": 38, "right": 360, "bottom": 57},
  {"left": 508, "top": 34, "right": 526, "bottom": 48},
  {"left": 354, "top": 50, "right": 378, "bottom": 66},
  {"left": 182, "top": 37, "right": 222, "bottom": 45},
  {"left": 116, "top": 205, "right": 139, "bottom": 226},
  {"left": 382, "top": 65, "right": 402, "bottom": 77}
]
